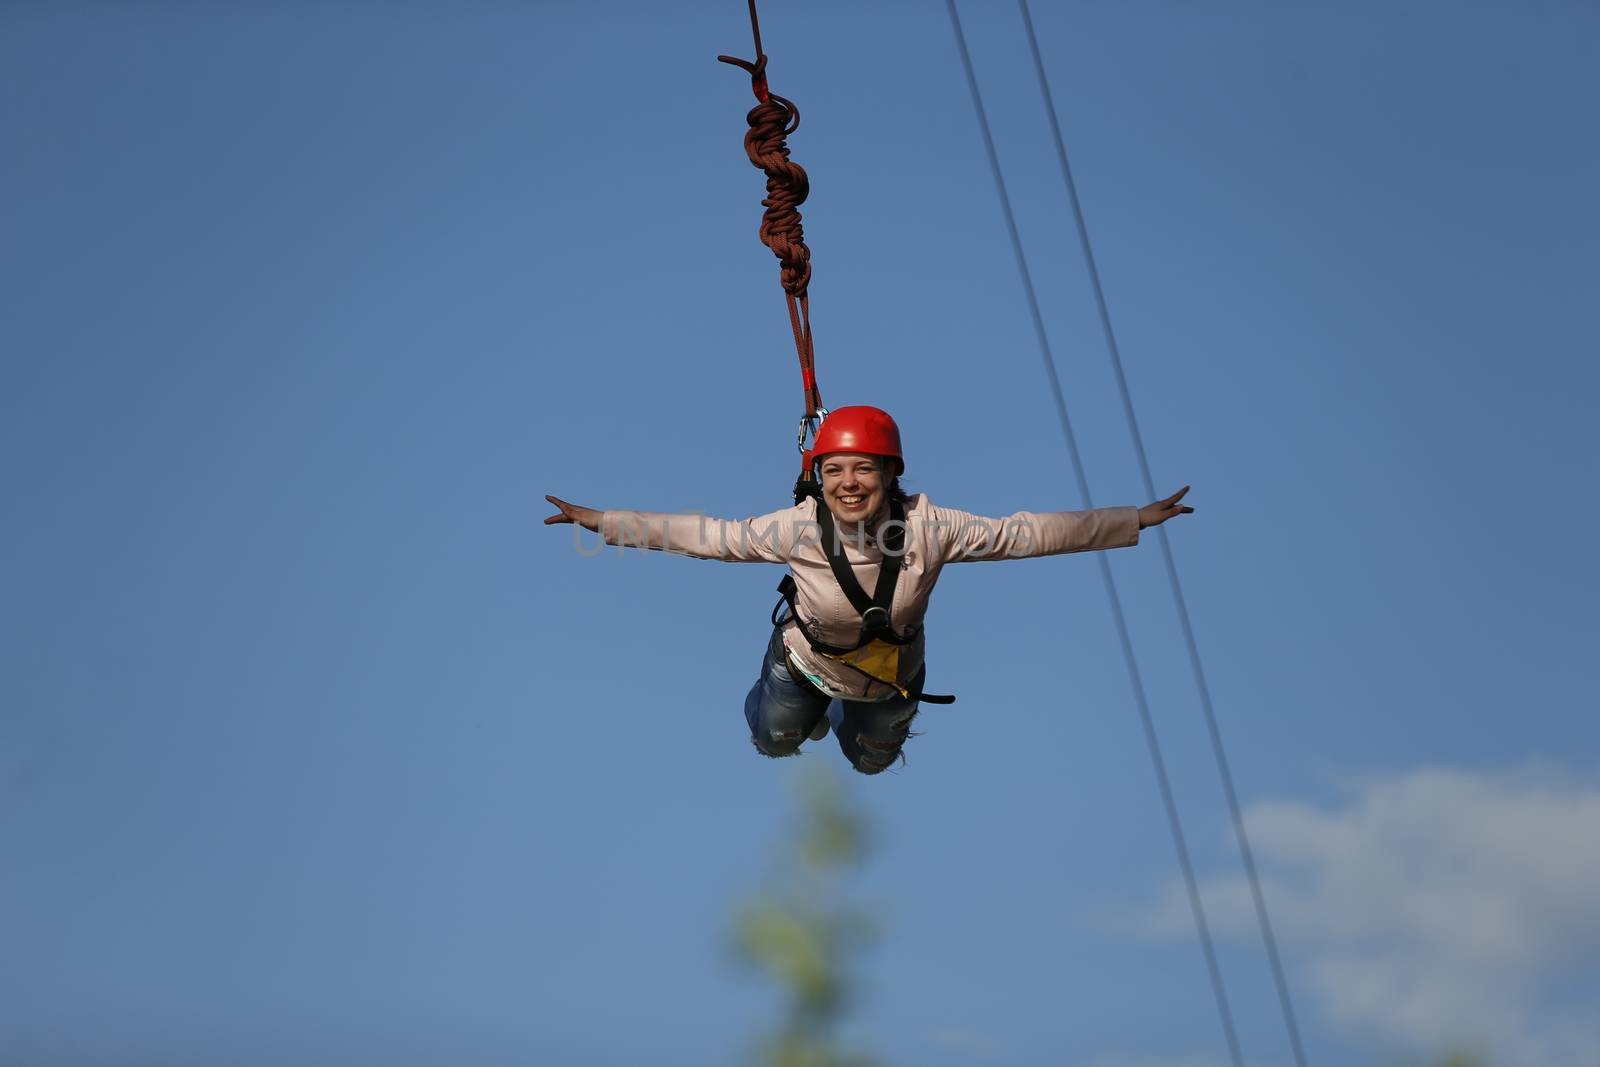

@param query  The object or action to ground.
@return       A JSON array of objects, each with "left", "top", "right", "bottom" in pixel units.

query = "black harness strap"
[
  {"left": 813, "top": 497, "right": 910, "bottom": 643},
  {"left": 770, "top": 498, "right": 955, "bottom": 704}
]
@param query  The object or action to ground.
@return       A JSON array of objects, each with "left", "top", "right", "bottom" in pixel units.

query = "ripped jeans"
[{"left": 743, "top": 627, "right": 924, "bottom": 775}]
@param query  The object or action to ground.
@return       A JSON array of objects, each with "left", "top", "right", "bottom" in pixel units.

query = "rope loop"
[
  {"left": 718, "top": 58, "right": 810, "bottom": 301},
  {"left": 742, "top": 93, "right": 810, "bottom": 300}
]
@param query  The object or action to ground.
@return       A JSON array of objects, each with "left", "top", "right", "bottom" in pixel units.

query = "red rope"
[{"left": 718, "top": 3, "right": 823, "bottom": 434}]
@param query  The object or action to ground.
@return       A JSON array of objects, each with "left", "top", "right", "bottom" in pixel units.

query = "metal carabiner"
[{"left": 795, "top": 407, "right": 830, "bottom": 454}]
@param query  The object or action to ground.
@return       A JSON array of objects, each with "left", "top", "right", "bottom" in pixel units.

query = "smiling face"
[{"left": 818, "top": 452, "right": 889, "bottom": 526}]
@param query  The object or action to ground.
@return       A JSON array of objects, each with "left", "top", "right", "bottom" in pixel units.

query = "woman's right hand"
[{"left": 544, "top": 495, "right": 601, "bottom": 532}]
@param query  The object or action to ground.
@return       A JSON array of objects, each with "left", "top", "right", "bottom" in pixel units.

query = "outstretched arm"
[
  {"left": 545, "top": 495, "right": 601, "bottom": 532},
  {"left": 932, "top": 486, "right": 1193, "bottom": 563},
  {"left": 1138, "top": 486, "right": 1196, "bottom": 529},
  {"left": 933, "top": 502, "right": 1140, "bottom": 561},
  {"left": 545, "top": 493, "right": 806, "bottom": 563}
]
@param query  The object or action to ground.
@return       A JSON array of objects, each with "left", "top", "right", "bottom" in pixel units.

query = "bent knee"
[
  {"left": 848, "top": 733, "right": 905, "bottom": 775},
  {"left": 751, "top": 728, "right": 806, "bottom": 759}
]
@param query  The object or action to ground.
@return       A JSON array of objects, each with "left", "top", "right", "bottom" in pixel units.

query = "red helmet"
[{"left": 811, "top": 406, "right": 904, "bottom": 476}]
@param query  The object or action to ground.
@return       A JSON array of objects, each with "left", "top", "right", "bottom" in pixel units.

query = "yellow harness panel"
[{"left": 822, "top": 639, "right": 906, "bottom": 696}]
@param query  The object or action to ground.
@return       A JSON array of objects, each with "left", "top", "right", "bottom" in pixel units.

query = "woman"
[{"left": 545, "top": 406, "right": 1193, "bottom": 775}]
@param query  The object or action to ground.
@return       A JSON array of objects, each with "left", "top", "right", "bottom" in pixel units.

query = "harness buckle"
[{"left": 860, "top": 605, "right": 890, "bottom": 633}]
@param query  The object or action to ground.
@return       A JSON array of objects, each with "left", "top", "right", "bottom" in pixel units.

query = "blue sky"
[{"left": 3, "top": 3, "right": 1597, "bottom": 1066}]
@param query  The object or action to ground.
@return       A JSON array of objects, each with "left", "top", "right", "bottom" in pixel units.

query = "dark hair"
[{"left": 878, "top": 456, "right": 912, "bottom": 503}]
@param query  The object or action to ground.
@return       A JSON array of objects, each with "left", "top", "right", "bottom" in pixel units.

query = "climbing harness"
[{"left": 771, "top": 496, "right": 954, "bottom": 705}]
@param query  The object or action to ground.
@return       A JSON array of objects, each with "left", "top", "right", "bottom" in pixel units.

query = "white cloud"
[{"left": 1137, "top": 765, "right": 1600, "bottom": 1067}]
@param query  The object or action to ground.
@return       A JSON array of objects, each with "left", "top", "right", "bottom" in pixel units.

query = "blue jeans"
[{"left": 743, "top": 628, "right": 925, "bottom": 775}]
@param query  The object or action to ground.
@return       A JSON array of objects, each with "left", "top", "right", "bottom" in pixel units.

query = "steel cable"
[
  {"left": 1015, "top": 3, "right": 1310, "bottom": 1063},
  {"left": 946, "top": 3, "right": 1245, "bottom": 1064}
]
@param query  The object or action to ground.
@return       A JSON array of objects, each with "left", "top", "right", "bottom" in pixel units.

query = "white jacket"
[{"left": 601, "top": 494, "right": 1140, "bottom": 700}]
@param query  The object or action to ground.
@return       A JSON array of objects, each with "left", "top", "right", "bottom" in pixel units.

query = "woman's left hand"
[{"left": 1139, "top": 486, "right": 1195, "bottom": 529}]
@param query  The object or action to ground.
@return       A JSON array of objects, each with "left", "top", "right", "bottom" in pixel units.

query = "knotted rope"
[{"left": 718, "top": 1, "right": 823, "bottom": 441}]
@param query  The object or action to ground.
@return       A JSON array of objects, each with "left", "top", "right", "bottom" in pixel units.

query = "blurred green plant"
[
  {"left": 731, "top": 767, "right": 882, "bottom": 1067},
  {"left": 726, "top": 773, "right": 1501, "bottom": 1067}
]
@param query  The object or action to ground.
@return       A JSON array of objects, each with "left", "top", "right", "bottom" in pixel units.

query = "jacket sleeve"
[
  {"left": 599, "top": 505, "right": 814, "bottom": 563},
  {"left": 927, "top": 503, "right": 1140, "bottom": 563}
]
